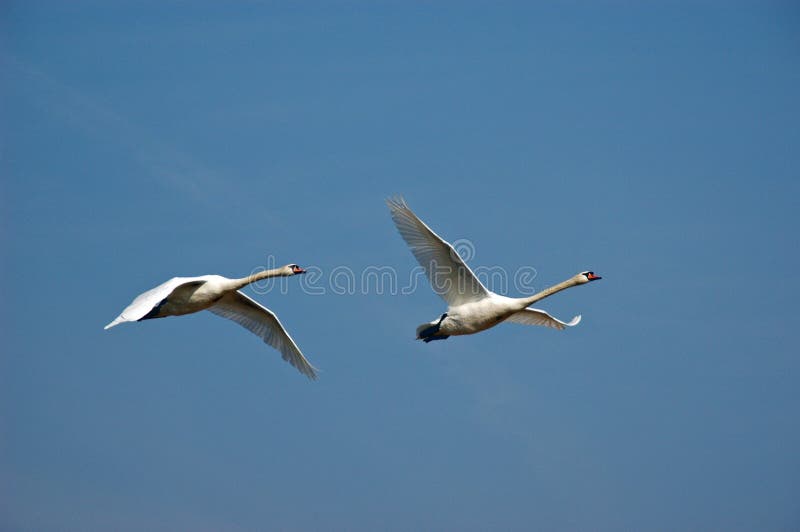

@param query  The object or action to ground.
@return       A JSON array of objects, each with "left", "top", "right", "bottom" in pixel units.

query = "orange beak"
[
  {"left": 587, "top": 272, "right": 601, "bottom": 280},
  {"left": 292, "top": 266, "right": 306, "bottom": 274}
]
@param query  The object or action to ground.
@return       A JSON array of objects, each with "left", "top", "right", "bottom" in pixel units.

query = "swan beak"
[
  {"left": 587, "top": 272, "right": 601, "bottom": 281},
  {"left": 292, "top": 266, "right": 306, "bottom": 274}
]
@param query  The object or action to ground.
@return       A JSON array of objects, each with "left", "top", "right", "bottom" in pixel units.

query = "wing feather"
[
  {"left": 505, "top": 308, "right": 581, "bottom": 330},
  {"left": 386, "top": 197, "right": 489, "bottom": 306},
  {"left": 208, "top": 291, "right": 318, "bottom": 380},
  {"left": 104, "top": 277, "right": 205, "bottom": 329}
]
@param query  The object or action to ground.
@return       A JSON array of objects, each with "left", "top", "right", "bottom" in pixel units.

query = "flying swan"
[
  {"left": 104, "top": 264, "right": 318, "bottom": 379},
  {"left": 386, "top": 197, "right": 601, "bottom": 342}
]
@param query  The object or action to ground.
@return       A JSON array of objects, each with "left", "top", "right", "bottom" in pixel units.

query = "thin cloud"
[{"left": 2, "top": 52, "right": 248, "bottom": 212}]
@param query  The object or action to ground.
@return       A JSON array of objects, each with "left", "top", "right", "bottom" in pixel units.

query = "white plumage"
[
  {"left": 386, "top": 197, "right": 600, "bottom": 342},
  {"left": 105, "top": 264, "right": 318, "bottom": 380}
]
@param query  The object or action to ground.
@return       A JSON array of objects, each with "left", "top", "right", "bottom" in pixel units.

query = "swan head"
[
  {"left": 285, "top": 264, "right": 306, "bottom": 276},
  {"left": 577, "top": 271, "right": 602, "bottom": 284}
]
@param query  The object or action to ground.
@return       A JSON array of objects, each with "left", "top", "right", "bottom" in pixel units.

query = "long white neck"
[
  {"left": 228, "top": 268, "right": 289, "bottom": 290},
  {"left": 516, "top": 275, "right": 583, "bottom": 309}
]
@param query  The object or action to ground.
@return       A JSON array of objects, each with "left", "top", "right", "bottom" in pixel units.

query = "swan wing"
[
  {"left": 505, "top": 308, "right": 581, "bottom": 330},
  {"left": 104, "top": 277, "right": 206, "bottom": 329},
  {"left": 386, "top": 196, "right": 489, "bottom": 306},
  {"left": 208, "top": 291, "right": 318, "bottom": 380}
]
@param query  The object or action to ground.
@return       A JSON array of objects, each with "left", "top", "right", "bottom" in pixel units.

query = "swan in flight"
[
  {"left": 386, "top": 197, "right": 601, "bottom": 342},
  {"left": 104, "top": 264, "right": 318, "bottom": 379}
]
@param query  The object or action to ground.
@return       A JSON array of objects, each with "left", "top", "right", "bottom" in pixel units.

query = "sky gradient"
[{"left": 2, "top": 2, "right": 799, "bottom": 530}]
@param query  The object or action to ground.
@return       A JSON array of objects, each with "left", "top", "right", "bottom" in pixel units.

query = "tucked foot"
[
  {"left": 422, "top": 335, "right": 450, "bottom": 343},
  {"left": 416, "top": 313, "right": 448, "bottom": 341},
  {"left": 417, "top": 324, "right": 440, "bottom": 339}
]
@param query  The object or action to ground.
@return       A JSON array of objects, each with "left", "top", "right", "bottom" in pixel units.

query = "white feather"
[
  {"left": 104, "top": 266, "right": 316, "bottom": 379},
  {"left": 386, "top": 197, "right": 489, "bottom": 306},
  {"left": 505, "top": 308, "right": 582, "bottom": 330},
  {"left": 104, "top": 277, "right": 207, "bottom": 328},
  {"left": 387, "top": 196, "right": 599, "bottom": 340},
  {"left": 208, "top": 292, "right": 318, "bottom": 380}
]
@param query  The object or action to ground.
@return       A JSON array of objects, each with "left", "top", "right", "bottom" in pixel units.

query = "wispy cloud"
[{"left": 2, "top": 52, "right": 247, "bottom": 212}]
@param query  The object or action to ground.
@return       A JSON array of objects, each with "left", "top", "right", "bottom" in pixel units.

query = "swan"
[
  {"left": 104, "top": 264, "right": 318, "bottom": 379},
  {"left": 386, "top": 197, "right": 601, "bottom": 342}
]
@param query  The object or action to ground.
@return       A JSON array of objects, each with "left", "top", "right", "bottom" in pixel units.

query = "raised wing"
[
  {"left": 386, "top": 197, "right": 489, "bottom": 306},
  {"left": 505, "top": 308, "right": 581, "bottom": 330},
  {"left": 104, "top": 277, "right": 205, "bottom": 329},
  {"left": 208, "top": 291, "right": 318, "bottom": 380}
]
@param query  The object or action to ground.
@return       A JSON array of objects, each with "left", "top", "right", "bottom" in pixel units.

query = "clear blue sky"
[{"left": 2, "top": 2, "right": 799, "bottom": 530}]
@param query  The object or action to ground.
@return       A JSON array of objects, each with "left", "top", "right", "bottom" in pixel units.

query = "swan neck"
[
  {"left": 232, "top": 268, "right": 287, "bottom": 289},
  {"left": 519, "top": 277, "right": 579, "bottom": 307}
]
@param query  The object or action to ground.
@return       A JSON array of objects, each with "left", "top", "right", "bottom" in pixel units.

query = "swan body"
[
  {"left": 387, "top": 197, "right": 600, "bottom": 342},
  {"left": 104, "top": 264, "right": 318, "bottom": 379}
]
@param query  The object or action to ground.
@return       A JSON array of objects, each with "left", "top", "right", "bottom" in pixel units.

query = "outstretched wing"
[
  {"left": 386, "top": 196, "right": 489, "bottom": 307},
  {"left": 104, "top": 277, "right": 206, "bottom": 329},
  {"left": 505, "top": 308, "right": 581, "bottom": 330},
  {"left": 208, "top": 291, "right": 318, "bottom": 380}
]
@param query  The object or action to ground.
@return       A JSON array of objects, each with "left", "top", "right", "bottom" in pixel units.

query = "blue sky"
[{"left": 2, "top": 2, "right": 799, "bottom": 530}]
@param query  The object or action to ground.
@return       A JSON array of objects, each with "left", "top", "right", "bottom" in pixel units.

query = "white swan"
[
  {"left": 104, "top": 264, "right": 318, "bottom": 379},
  {"left": 386, "top": 197, "right": 601, "bottom": 342}
]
